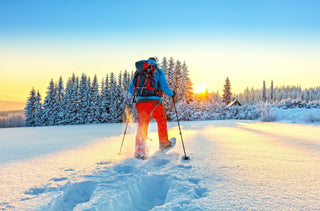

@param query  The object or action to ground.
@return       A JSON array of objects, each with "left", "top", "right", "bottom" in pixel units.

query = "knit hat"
[{"left": 148, "top": 57, "right": 156, "bottom": 62}]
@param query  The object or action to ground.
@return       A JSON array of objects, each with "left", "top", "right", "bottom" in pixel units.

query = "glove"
[{"left": 172, "top": 91, "right": 176, "bottom": 98}]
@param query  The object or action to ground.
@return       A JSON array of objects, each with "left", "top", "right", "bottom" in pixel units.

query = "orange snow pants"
[{"left": 135, "top": 102, "right": 168, "bottom": 154}]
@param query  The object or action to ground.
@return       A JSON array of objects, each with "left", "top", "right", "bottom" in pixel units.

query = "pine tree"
[
  {"left": 166, "top": 57, "right": 175, "bottom": 91},
  {"left": 34, "top": 90, "right": 43, "bottom": 126},
  {"left": 180, "top": 61, "right": 193, "bottom": 102},
  {"left": 70, "top": 75, "right": 80, "bottom": 124},
  {"left": 64, "top": 78, "right": 73, "bottom": 125},
  {"left": 109, "top": 72, "right": 117, "bottom": 122},
  {"left": 161, "top": 57, "right": 169, "bottom": 76},
  {"left": 222, "top": 77, "right": 232, "bottom": 105},
  {"left": 25, "top": 88, "right": 37, "bottom": 126},
  {"left": 270, "top": 80, "right": 274, "bottom": 102},
  {"left": 86, "top": 77, "right": 92, "bottom": 124},
  {"left": 162, "top": 57, "right": 176, "bottom": 119},
  {"left": 43, "top": 79, "right": 57, "bottom": 126},
  {"left": 173, "top": 60, "right": 183, "bottom": 101},
  {"left": 122, "top": 70, "right": 132, "bottom": 104},
  {"left": 262, "top": 80, "right": 266, "bottom": 102},
  {"left": 244, "top": 87, "right": 250, "bottom": 104},
  {"left": 122, "top": 70, "right": 130, "bottom": 91},
  {"left": 88, "top": 75, "right": 100, "bottom": 124},
  {"left": 79, "top": 74, "right": 89, "bottom": 124},
  {"left": 100, "top": 74, "right": 111, "bottom": 123},
  {"left": 154, "top": 56, "right": 160, "bottom": 64},
  {"left": 56, "top": 76, "right": 65, "bottom": 125},
  {"left": 109, "top": 72, "right": 124, "bottom": 122},
  {"left": 118, "top": 71, "right": 122, "bottom": 91}
]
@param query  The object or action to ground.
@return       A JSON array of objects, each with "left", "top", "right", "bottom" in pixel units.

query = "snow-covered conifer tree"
[
  {"left": 63, "top": 78, "right": 73, "bottom": 125},
  {"left": 180, "top": 61, "right": 193, "bottom": 103},
  {"left": 161, "top": 57, "right": 169, "bottom": 76},
  {"left": 86, "top": 77, "right": 92, "bottom": 124},
  {"left": 166, "top": 57, "right": 175, "bottom": 92},
  {"left": 78, "top": 74, "right": 89, "bottom": 124},
  {"left": 222, "top": 77, "right": 232, "bottom": 105},
  {"left": 173, "top": 60, "right": 183, "bottom": 102},
  {"left": 262, "top": 80, "right": 266, "bottom": 102},
  {"left": 109, "top": 72, "right": 117, "bottom": 122},
  {"left": 43, "top": 79, "right": 57, "bottom": 126},
  {"left": 100, "top": 74, "right": 111, "bottom": 123},
  {"left": 109, "top": 72, "right": 124, "bottom": 122},
  {"left": 25, "top": 88, "right": 37, "bottom": 127},
  {"left": 88, "top": 75, "right": 100, "bottom": 124},
  {"left": 55, "top": 76, "right": 65, "bottom": 125},
  {"left": 154, "top": 56, "right": 160, "bottom": 64},
  {"left": 118, "top": 71, "right": 122, "bottom": 91},
  {"left": 162, "top": 57, "right": 176, "bottom": 119},
  {"left": 270, "top": 80, "right": 274, "bottom": 102},
  {"left": 69, "top": 74, "right": 80, "bottom": 124},
  {"left": 34, "top": 90, "right": 43, "bottom": 126},
  {"left": 122, "top": 70, "right": 130, "bottom": 91}
]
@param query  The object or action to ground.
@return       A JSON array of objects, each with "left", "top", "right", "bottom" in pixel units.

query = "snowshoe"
[
  {"left": 135, "top": 137, "right": 146, "bottom": 160},
  {"left": 135, "top": 153, "right": 146, "bottom": 160},
  {"left": 159, "top": 137, "right": 176, "bottom": 154}
]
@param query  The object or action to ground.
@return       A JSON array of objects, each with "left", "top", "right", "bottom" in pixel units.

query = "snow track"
[{"left": 43, "top": 153, "right": 208, "bottom": 211}]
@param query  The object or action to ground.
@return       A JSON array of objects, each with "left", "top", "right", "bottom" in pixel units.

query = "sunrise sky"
[{"left": 1, "top": 0, "right": 320, "bottom": 104}]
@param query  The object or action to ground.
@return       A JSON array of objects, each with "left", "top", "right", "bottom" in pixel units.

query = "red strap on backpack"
[
  {"left": 145, "top": 75, "right": 155, "bottom": 91},
  {"left": 143, "top": 62, "right": 150, "bottom": 72}
]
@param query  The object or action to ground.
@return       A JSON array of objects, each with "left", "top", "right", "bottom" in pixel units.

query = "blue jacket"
[{"left": 128, "top": 59, "right": 174, "bottom": 102}]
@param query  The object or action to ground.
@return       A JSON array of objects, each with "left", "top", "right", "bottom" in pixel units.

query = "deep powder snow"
[{"left": 1, "top": 120, "right": 320, "bottom": 210}]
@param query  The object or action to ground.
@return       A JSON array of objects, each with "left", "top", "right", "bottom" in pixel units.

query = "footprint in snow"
[
  {"left": 194, "top": 187, "right": 209, "bottom": 198},
  {"left": 24, "top": 185, "right": 58, "bottom": 196},
  {"left": 114, "top": 165, "right": 135, "bottom": 174},
  {"left": 64, "top": 168, "right": 74, "bottom": 172},
  {"left": 151, "top": 158, "right": 171, "bottom": 167},
  {"left": 96, "top": 161, "right": 111, "bottom": 165},
  {"left": 24, "top": 187, "right": 46, "bottom": 195},
  {"left": 188, "top": 178, "right": 200, "bottom": 185},
  {"left": 0, "top": 202, "right": 14, "bottom": 210},
  {"left": 177, "top": 164, "right": 192, "bottom": 169},
  {"left": 50, "top": 177, "right": 68, "bottom": 182},
  {"left": 53, "top": 181, "right": 96, "bottom": 211}
]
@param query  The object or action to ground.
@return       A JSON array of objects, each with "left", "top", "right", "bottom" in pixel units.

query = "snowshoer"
[{"left": 128, "top": 57, "right": 175, "bottom": 159}]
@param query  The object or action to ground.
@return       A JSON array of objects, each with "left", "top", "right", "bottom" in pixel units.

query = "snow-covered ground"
[{"left": 1, "top": 120, "right": 320, "bottom": 210}]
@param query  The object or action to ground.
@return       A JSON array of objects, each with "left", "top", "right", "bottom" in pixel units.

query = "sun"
[{"left": 195, "top": 84, "right": 207, "bottom": 93}]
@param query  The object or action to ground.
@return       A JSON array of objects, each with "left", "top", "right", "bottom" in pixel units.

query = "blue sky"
[
  {"left": 1, "top": 0, "right": 319, "bottom": 39},
  {"left": 1, "top": 0, "right": 320, "bottom": 101}
]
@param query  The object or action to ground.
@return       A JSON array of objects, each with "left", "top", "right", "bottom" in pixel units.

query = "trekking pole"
[
  {"left": 172, "top": 97, "right": 190, "bottom": 160},
  {"left": 119, "top": 96, "right": 135, "bottom": 155}
]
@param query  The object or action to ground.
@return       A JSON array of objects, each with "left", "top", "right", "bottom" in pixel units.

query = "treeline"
[
  {"left": 237, "top": 81, "right": 320, "bottom": 105},
  {"left": 19, "top": 64, "right": 320, "bottom": 128},
  {"left": 24, "top": 57, "right": 193, "bottom": 127},
  {"left": 25, "top": 72, "right": 130, "bottom": 126},
  {"left": 0, "top": 113, "right": 25, "bottom": 128}
]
